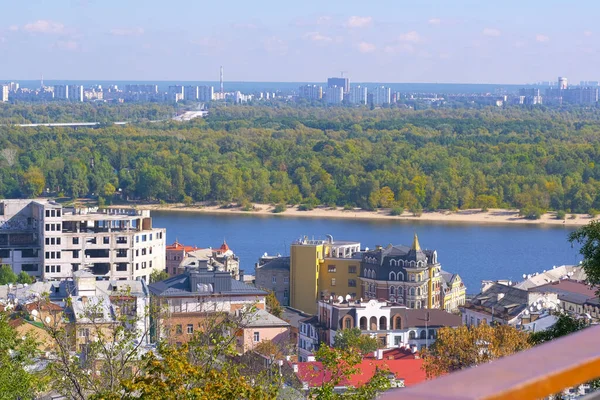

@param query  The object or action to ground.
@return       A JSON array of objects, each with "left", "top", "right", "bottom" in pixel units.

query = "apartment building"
[
  {"left": 0, "top": 84, "right": 8, "bottom": 102},
  {"left": 0, "top": 199, "right": 165, "bottom": 282},
  {"left": 255, "top": 256, "right": 290, "bottom": 306}
]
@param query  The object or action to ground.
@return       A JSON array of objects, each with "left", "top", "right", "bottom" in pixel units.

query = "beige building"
[
  {"left": 255, "top": 256, "right": 290, "bottom": 306},
  {"left": 236, "top": 308, "right": 290, "bottom": 353}
]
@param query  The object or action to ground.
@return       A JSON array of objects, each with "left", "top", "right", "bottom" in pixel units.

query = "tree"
[
  {"left": 266, "top": 291, "right": 283, "bottom": 318},
  {"left": 421, "top": 324, "right": 531, "bottom": 379},
  {"left": 21, "top": 166, "right": 46, "bottom": 197},
  {"left": 149, "top": 269, "right": 169, "bottom": 283},
  {"left": 529, "top": 313, "right": 590, "bottom": 345},
  {"left": 102, "top": 182, "right": 116, "bottom": 197},
  {"left": 16, "top": 271, "right": 34, "bottom": 284},
  {"left": 333, "top": 327, "right": 379, "bottom": 355},
  {"left": 0, "top": 313, "right": 42, "bottom": 399},
  {"left": 569, "top": 221, "right": 600, "bottom": 295},
  {"left": 0, "top": 265, "right": 17, "bottom": 285}
]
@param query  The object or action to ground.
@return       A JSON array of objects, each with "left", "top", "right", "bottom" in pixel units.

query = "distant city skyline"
[{"left": 2, "top": 1, "right": 600, "bottom": 83}]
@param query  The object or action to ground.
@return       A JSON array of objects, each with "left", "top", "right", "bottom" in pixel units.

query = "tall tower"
[
  {"left": 558, "top": 76, "right": 568, "bottom": 90},
  {"left": 220, "top": 66, "right": 224, "bottom": 94}
]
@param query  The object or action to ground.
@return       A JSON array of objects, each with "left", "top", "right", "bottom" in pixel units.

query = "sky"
[{"left": 1, "top": 0, "right": 600, "bottom": 83}]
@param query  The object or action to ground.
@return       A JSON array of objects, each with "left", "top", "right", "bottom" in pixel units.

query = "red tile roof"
[
  {"left": 22, "top": 301, "right": 64, "bottom": 312},
  {"left": 532, "top": 279, "right": 597, "bottom": 297},
  {"left": 166, "top": 241, "right": 200, "bottom": 252},
  {"left": 295, "top": 349, "right": 426, "bottom": 388}
]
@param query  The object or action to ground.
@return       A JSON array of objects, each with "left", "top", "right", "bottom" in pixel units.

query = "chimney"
[
  {"left": 377, "top": 349, "right": 384, "bottom": 360},
  {"left": 497, "top": 293, "right": 505, "bottom": 301},
  {"left": 292, "top": 364, "right": 298, "bottom": 373},
  {"left": 376, "top": 245, "right": 382, "bottom": 251},
  {"left": 239, "top": 269, "right": 244, "bottom": 282}
]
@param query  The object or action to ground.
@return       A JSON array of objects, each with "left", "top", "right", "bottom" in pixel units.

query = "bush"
[
  {"left": 520, "top": 206, "right": 542, "bottom": 220},
  {"left": 556, "top": 210, "right": 566, "bottom": 220},
  {"left": 570, "top": 214, "right": 577, "bottom": 219},
  {"left": 410, "top": 204, "right": 423, "bottom": 217},
  {"left": 273, "top": 203, "right": 286, "bottom": 213},
  {"left": 183, "top": 195, "right": 193, "bottom": 206},
  {"left": 343, "top": 204, "right": 354, "bottom": 211},
  {"left": 390, "top": 207, "right": 404, "bottom": 216},
  {"left": 241, "top": 201, "right": 254, "bottom": 211},
  {"left": 589, "top": 209, "right": 599, "bottom": 218},
  {"left": 298, "top": 204, "right": 314, "bottom": 211}
]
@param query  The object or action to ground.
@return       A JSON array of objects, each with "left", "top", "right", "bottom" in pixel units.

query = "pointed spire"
[{"left": 411, "top": 233, "right": 421, "bottom": 251}]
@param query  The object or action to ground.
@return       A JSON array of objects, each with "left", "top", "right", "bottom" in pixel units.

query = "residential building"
[
  {"left": 318, "top": 298, "right": 462, "bottom": 349},
  {"left": 255, "top": 256, "right": 290, "bottom": 306},
  {"left": 0, "top": 84, "right": 8, "bottom": 102},
  {"left": 518, "top": 88, "right": 542, "bottom": 105},
  {"left": 327, "top": 77, "right": 349, "bottom": 93},
  {"left": 290, "top": 235, "right": 361, "bottom": 314},
  {"left": 293, "top": 347, "right": 426, "bottom": 392},
  {"left": 371, "top": 86, "right": 391, "bottom": 105},
  {"left": 325, "top": 86, "right": 344, "bottom": 104},
  {"left": 463, "top": 282, "right": 559, "bottom": 327},
  {"left": 282, "top": 306, "right": 312, "bottom": 355},
  {"left": 68, "top": 85, "right": 84, "bottom": 102},
  {"left": 298, "top": 315, "right": 321, "bottom": 361},
  {"left": 440, "top": 270, "right": 466, "bottom": 312},
  {"left": 178, "top": 242, "right": 240, "bottom": 279},
  {"left": 559, "top": 76, "right": 568, "bottom": 90},
  {"left": 184, "top": 86, "right": 199, "bottom": 101},
  {"left": 348, "top": 85, "right": 367, "bottom": 105},
  {"left": 198, "top": 85, "right": 214, "bottom": 102},
  {"left": 148, "top": 266, "right": 268, "bottom": 345},
  {"left": 165, "top": 240, "right": 199, "bottom": 276},
  {"left": 54, "top": 85, "right": 68, "bottom": 100},
  {"left": 512, "top": 265, "right": 586, "bottom": 290},
  {"left": 0, "top": 199, "right": 166, "bottom": 282},
  {"left": 124, "top": 84, "right": 158, "bottom": 94},
  {"left": 360, "top": 235, "right": 450, "bottom": 310},
  {"left": 168, "top": 85, "right": 184, "bottom": 102},
  {"left": 298, "top": 85, "right": 323, "bottom": 100},
  {"left": 529, "top": 279, "right": 599, "bottom": 319},
  {"left": 236, "top": 308, "right": 290, "bottom": 353}
]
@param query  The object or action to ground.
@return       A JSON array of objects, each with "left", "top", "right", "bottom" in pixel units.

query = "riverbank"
[{"left": 111, "top": 203, "right": 596, "bottom": 226}]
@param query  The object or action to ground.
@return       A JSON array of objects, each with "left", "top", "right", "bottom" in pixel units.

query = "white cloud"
[
  {"left": 514, "top": 40, "right": 526, "bottom": 48},
  {"left": 55, "top": 40, "right": 79, "bottom": 51},
  {"left": 304, "top": 31, "right": 333, "bottom": 43},
  {"left": 8, "top": 25, "right": 19, "bottom": 32},
  {"left": 384, "top": 43, "right": 415, "bottom": 54},
  {"left": 231, "top": 23, "right": 257, "bottom": 30},
  {"left": 428, "top": 18, "right": 441, "bottom": 25},
  {"left": 482, "top": 28, "right": 501, "bottom": 37},
  {"left": 398, "top": 31, "right": 421, "bottom": 43},
  {"left": 584, "top": 30, "right": 593, "bottom": 37},
  {"left": 23, "top": 20, "right": 66, "bottom": 34},
  {"left": 316, "top": 16, "right": 331, "bottom": 25},
  {"left": 536, "top": 34, "right": 550, "bottom": 42},
  {"left": 345, "top": 16, "right": 372, "bottom": 28},
  {"left": 263, "top": 36, "right": 287, "bottom": 55},
  {"left": 357, "top": 41, "right": 376, "bottom": 53},
  {"left": 0, "top": 37, "right": 6, "bottom": 43},
  {"left": 110, "top": 27, "right": 144, "bottom": 36}
]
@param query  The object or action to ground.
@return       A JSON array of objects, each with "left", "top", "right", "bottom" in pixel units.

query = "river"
[{"left": 152, "top": 211, "right": 582, "bottom": 293}]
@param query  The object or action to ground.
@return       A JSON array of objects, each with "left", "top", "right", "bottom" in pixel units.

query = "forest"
[{"left": 2, "top": 103, "right": 600, "bottom": 215}]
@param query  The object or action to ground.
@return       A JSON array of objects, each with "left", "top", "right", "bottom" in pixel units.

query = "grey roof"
[
  {"left": 514, "top": 265, "right": 586, "bottom": 290},
  {"left": 467, "top": 283, "right": 528, "bottom": 318},
  {"left": 71, "top": 294, "right": 115, "bottom": 323},
  {"left": 439, "top": 270, "right": 458, "bottom": 288},
  {"left": 363, "top": 244, "right": 434, "bottom": 266},
  {"left": 395, "top": 308, "right": 462, "bottom": 328},
  {"left": 257, "top": 257, "right": 290, "bottom": 271},
  {"left": 149, "top": 270, "right": 266, "bottom": 298},
  {"left": 282, "top": 307, "right": 312, "bottom": 328},
  {"left": 241, "top": 308, "right": 290, "bottom": 328}
]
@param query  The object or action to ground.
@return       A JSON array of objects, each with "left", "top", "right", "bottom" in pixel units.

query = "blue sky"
[{"left": 1, "top": 0, "right": 599, "bottom": 83}]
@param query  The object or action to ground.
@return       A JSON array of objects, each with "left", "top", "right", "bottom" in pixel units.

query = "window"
[
  {"left": 45, "top": 210, "right": 50, "bottom": 217},
  {"left": 283, "top": 277, "right": 289, "bottom": 284},
  {"left": 78, "top": 328, "right": 90, "bottom": 338},
  {"left": 103, "top": 237, "right": 110, "bottom": 245},
  {"left": 328, "top": 265, "right": 336, "bottom": 273},
  {"left": 272, "top": 276, "right": 277, "bottom": 284},
  {"left": 117, "top": 237, "right": 127, "bottom": 244},
  {"left": 331, "top": 278, "right": 336, "bottom": 286},
  {"left": 73, "top": 237, "right": 79, "bottom": 245},
  {"left": 142, "top": 248, "right": 147, "bottom": 256},
  {"left": 187, "top": 324, "right": 194, "bottom": 334},
  {"left": 45, "top": 238, "right": 50, "bottom": 245},
  {"left": 344, "top": 318, "right": 352, "bottom": 329},
  {"left": 394, "top": 336, "right": 402, "bottom": 346},
  {"left": 150, "top": 234, "right": 153, "bottom": 241},
  {"left": 348, "top": 265, "right": 357, "bottom": 274},
  {"left": 142, "top": 234, "right": 147, "bottom": 242},
  {"left": 0, "top": 249, "right": 9, "bottom": 258},
  {"left": 56, "top": 265, "right": 61, "bottom": 273},
  {"left": 284, "top": 289, "right": 289, "bottom": 299},
  {"left": 116, "top": 263, "right": 128, "bottom": 272},
  {"left": 136, "top": 236, "right": 139, "bottom": 243},
  {"left": 348, "top": 279, "right": 356, "bottom": 287},
  {"left": 253, "top": 332, "right": 260, "bottom": 342},
  {"left": 73, "top": 250, "right": 80, "bottom": 258},
  {"left": 409, "top": 331, "right": 416, "bottom": 340},
  {"left": 175, "top": 325, "right": 182, "bottom": 334},
  {"left": 21, "top": 264, "right": 38, "bottom": 272}
]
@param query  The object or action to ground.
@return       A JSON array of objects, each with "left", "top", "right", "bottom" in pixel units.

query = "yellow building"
[
  {"left": 440, "top": 271, "right": 467, "bottom": 313},
  {"left": 290, "top": 236, "right": 361, "bottom": 315}
]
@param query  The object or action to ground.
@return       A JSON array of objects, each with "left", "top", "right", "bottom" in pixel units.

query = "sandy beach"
[{"left": 112, "top": 203, "right": 597, "bottom": 227}]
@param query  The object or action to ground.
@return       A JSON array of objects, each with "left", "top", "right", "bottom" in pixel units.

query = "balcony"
[{"left": 385, "top": 325, "right": 600, "bottom": 400}]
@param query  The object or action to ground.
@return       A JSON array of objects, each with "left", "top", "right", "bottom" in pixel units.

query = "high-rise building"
[
  {"left": 54, "top": 85, "right": 69, "bottom": 100},
  {"left": 8, "top": 82, "right": 19, "bottom": 92},
  {"left": 125, "top": 84, "right": 158, "bottom": 94},
  {"left": 167, "top": 85, "right": 184, "bottom": 102},
  {"left": 68, "top": 85, "right": 84, "bottom": 102},
  {"left": 518, "top": 88, "right": 542, "bottom": 105},
  {"left": 327, "top": 77, "right": 349, "bottom": 93},
  {"left": 0, "top": 200, "right": 166, "bottom": 282},
  {"left": 198, "top": 86, "right": 214, "bottom": 102},
  {"left": 290, "top": 235, "right": 362, "bottom": 314},
  {"left": 372, "top": 86, "right": 391, "bottom": 105},
  {"left": 348, "top": 86, "right": 367, "bottom": 105},
  {"left": 0, "top": 85, "right": 8, "bottom": 102},
  {"left": 298, "top": 85, "right": 323, "bottom": 100},
  {"left": 325, "top": 86, "right": 344, "bottom": 105},
  {"left": 184, "top": 86, "right": 199, "bottom": 101},
  {"left": 558, "top": 77, "right": 568, "bottom": 90}
]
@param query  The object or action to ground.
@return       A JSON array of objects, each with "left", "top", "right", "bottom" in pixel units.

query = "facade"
[
  {"left": 558, "top": 76, "right": 568, "bottom": 90},
  {"left": 463, "top": 282, "right": 559, "bottom": 327},
  {"left": 318, "top": 298, "right": 462, "bottom": 350},
  {"left": 327, "top": 77, "right": 349, "bottom": 93},
  {"left": 298, "top": 315, "right": 321, "bottom": 362},
  {"left": 529, "top": 279, "right": 599, "bottom": 319},
  {"left": 290, "top": 235, "right": 361, "bottom": 315},
  {"left": 167, "top": 85, "right": 184, "bottom": 102},
  {"left": 68, "top": 85, "right": 84, "bottom": 102},
  {"left": 54, "top": 85, "right": 68, "bottom": 100},
  {"left": 0, "top": 84, "right": 8, "bottom": 102},
  {"left": 440, "top": 271, "right": 466, "bottom": 312},
  {"left": 298, "top": 84, "right": 323, "bottom": 100},
  {"left": 198, "top": 85, "right": 214, "bottom": 102},
  {"left": 148, "top": 267, "right": 268, "bottom": 344},
  {"left": 325, "top": 86, "right": 344, "bottom": 104},
  {"left": 349, "top": 86, "right": 367, "bottom": 105},
  {"left": 0, "top": 199, "right": 165, "bottom": 282},
  {"left": 371, "top": 86, "right": 391, "bottom": 105},
  {"left": 184, "top": 86, "right": 199, "bottom": 101},
  {"left": 255, "top": 256, "right": 290, "bottom": 306},
  {"left": 165, "top": 241, "right": 199, "bottom": 276},
  {"left": 360, "top": 235, "right": 448, "bottom": 310},
  {"left": 236, "top": 308, "right": 290, "bottom": 353}
]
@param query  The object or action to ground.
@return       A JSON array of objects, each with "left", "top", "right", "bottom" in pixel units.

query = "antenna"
[
  {"left": 220, "top": 66, "right": 224, "bottom": 94},
  {"left": 341, "top": 71, "right": 348, "bottom": 78}
]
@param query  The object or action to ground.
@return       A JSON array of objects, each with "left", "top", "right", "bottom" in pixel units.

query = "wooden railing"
[{"left": 384, "top": 325, "right": 600, "bottom": 400}]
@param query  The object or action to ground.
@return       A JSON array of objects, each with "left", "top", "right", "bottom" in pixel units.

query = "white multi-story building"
[
  {"left": 184, "top": 86, "right": 199, "bottom": 101},
  {"left": 349, "top": 86, "right": 367, "bottom": 105},
  {"left": 68, "top": 85, "right": 84, "bottom": 102},
  {"left": 0, "top": 199, "right": 165, "bottom": 282},
  {"left": 168, "top": 85, "right": 184, "bottom": 103},
  {"left": 198, "top": 86, "right": 214, "bottom": 102},
  {"left": 298, "top": 85, "right": 323, "bottom": 100},
  {"left": 298, "top": 315, "right": 320, "bottom": 362},
  {"left": 326, "top": 86, "right": 343, "bottom": 104},
  {"left": 372, "top": 86, "right": 391, "bottom": 105},
  {"left": 0, "top": 85, "right": 8, "bottom": 102},
  {"left": 54, "top": 85, "right": 68, "bottom": 100}
]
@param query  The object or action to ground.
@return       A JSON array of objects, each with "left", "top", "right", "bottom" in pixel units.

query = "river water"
[{"left": 152, "top": 211, "right": 582, "bottom": 293}]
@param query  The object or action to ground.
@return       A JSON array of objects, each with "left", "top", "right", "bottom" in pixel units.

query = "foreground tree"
[
  {"left": 569, "top": 221, "right": 600, "bottom": 294},
  {"left": 266, "top": 291, "right": 283, "bottom": 318},
  {"left": 149, "top": 269, "right": 169, "bottom": 283},
  {"left": 421, "top": 324, "right": 531, "bottom": 378},
  {"left": 0, "top": 265, "right": 17, "bottom": 285},
  {"left": 333, "top": 327, "right": 379, "bottom": 355}
]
